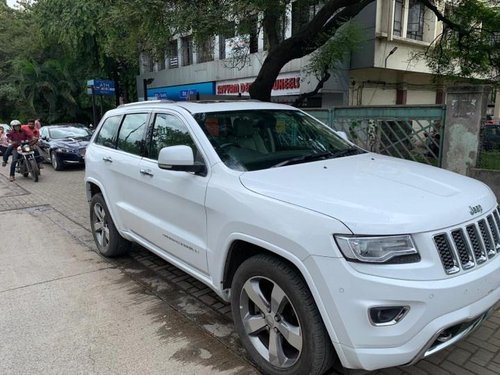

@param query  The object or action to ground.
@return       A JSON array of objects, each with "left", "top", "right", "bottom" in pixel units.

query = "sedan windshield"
[
  {"left": 193, "top": 109, "right": 363, "bottom": 171},
  {"left": 49, "top": 127, "right": 92, "bottom": 139}
]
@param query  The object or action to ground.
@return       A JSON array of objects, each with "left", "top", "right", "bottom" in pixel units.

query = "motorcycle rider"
[
  {"left": 2, "top": 120, "right": 31, "bottom": 182},
  {"left": 22, "top": 119, "right": 44, "bottom": 168}
]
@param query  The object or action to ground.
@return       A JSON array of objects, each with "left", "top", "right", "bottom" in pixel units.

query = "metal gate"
[{"left": 305, "top": 105, "right": 447, "bottom": 167}]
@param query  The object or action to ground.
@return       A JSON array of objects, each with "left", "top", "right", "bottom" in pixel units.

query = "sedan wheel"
[
  {"left": 231, "top": 254, "right": 336, "bottom": 375},
  {"left": 51, "top": 151, "right": 63, "bottom": 171}
]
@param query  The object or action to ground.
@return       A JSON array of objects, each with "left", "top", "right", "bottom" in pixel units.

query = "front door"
[{"left": 134, "top": 112, "right": 209, "bottom": 274}]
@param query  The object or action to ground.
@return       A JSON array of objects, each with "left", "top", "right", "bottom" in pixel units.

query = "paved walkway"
[{"left": 0, "top": 164, "right": 498, "bottom": 375}]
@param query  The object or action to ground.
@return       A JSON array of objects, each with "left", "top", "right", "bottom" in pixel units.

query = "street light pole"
[
  {"left": 143, "top": 78, "right": 154, "bottom": 101},
  {"left": 384, "top": 47, "right": 398, "bottom": 68}
]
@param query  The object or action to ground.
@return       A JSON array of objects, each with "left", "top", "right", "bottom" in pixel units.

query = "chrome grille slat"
[
  {"left": 433, "top": 234, "right": 460, "bottom": 274},
  {"left": 493, "top": 210, "right": 500, "bottom": 235},
  {"left": 451, "top": 229, "right": 475, "bottom": 269},
  {"left": 478, "top": 219, "right": 496, "bottom": 258},
  {"left": 466, "top": 224, "right": 487, "bottom": 264},
  {"left": 487, "top": 215, "right": 500, "bottom": 253},
  {"left": 433, "top": 209, "right": 499, "bottom": 274}
]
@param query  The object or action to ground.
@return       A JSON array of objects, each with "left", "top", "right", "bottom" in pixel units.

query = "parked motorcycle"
[{"left": 16, "top": 141, "right": 40, "bottom": 182}]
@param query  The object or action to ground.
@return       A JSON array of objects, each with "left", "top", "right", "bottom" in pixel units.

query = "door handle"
[
  {"left": 140, "top": 168, "right": 154, "bottom": 177},
  {"left": 102, "top": 156, "right": 113, "bottom": 163}
]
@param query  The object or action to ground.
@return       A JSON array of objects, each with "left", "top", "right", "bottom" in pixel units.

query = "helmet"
[{"left": 10, "top": 120, "right": 21, "bottom": 127}]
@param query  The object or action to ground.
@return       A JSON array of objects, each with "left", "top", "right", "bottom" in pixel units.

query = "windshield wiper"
[
  {"left": 272, "top": 151, "right": 334, "bottom": 168},
  {"left": 329, "top": 147, "right": 363, "bottom": 158},
  {"left": 272, "top": 148, "right": 363, "bottom": 168}
]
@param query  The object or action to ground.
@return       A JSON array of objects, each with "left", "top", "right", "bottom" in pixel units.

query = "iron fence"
[{"left": 305, "top": 105, "right": 446, "bottom": 167}]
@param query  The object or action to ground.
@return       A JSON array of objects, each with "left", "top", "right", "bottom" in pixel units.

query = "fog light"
[{"left": 369, "top": 306, "right": 409, "bottom": 326}]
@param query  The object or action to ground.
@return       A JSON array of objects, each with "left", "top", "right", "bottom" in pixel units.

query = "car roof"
[{"left": 115, "top": 100, "right": 298, "bottom": 114}]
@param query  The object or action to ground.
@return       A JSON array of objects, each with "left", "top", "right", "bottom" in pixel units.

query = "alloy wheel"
[
  {"left": 93, "top": 202, "right": 110, "bottom": 249},
  {"left": 239, "top": 276, "right": 303, "bottom": 368}
]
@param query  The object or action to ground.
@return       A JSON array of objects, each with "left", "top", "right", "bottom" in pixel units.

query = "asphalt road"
[{"left": 0, "top": 163, "right": 499, "bottom": 375}]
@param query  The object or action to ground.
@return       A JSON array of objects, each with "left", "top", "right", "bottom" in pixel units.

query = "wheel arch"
[
  {"left": 86, "top": 179, "right": 130, "bottom": 242},
  {"left": 222, "top": 239, "right": 306, "bottom": 290},
  {"left": 222, "top": 238, "right": 344, "bottom": 369},
  {"left": 222, "top": 238, "right": 340, "bottom": 338},
  {"left": 86, "top": 179, "right": 103, "bottom": 202}
]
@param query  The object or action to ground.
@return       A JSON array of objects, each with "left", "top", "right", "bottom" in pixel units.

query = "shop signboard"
[{"left": 216, "top": 72, "right": 301, "bottom": 97}]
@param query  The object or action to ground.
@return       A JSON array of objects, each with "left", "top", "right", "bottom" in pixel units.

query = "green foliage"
[
  {"left": 426, "top": 0, "right": 500, "bottom": 83},
  {"left": 478, "top": 150, "right": 500, "bottom": 170},
  {"left": 304, "top": 21, "right": 363, "bottom": 80}
]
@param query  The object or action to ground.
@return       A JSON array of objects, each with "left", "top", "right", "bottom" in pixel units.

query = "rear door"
[{"left": 88, "top": 113, "right": 149, "bottom": 231}]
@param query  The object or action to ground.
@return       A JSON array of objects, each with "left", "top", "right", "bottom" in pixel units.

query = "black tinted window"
[
  {"left": 149, "top": 113, "right": 196, "bottom": 160},
  {"left": 95, "top": 116, "right": 121, "bottom": 148},
  {"left": 117, "top": 113, "right": 148, "bottom": 156}
]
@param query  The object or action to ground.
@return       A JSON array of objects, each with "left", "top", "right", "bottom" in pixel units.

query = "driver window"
[{"left": 149, "top": 113, "right": 197, "bottom": 161}]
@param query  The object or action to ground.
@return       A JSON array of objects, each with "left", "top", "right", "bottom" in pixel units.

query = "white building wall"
[{"left": 406, "top": 90, "right": 436, "bottom": 105}]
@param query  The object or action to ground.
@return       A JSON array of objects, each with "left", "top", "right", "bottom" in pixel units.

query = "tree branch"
[{"left": 293, "top": 69, "right": 331, "bottom": 107}]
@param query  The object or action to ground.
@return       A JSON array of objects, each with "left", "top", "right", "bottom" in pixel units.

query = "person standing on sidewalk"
[
  {"left": 2, "top": 120, "right": 31, "bottom": 182},
  {"left": 0, "top": 126, "right": 8, "bottom": 156}
]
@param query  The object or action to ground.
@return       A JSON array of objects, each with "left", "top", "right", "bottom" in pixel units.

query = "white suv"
[{"left": 85, "top": 100, "right": 500, "bottom": 375}]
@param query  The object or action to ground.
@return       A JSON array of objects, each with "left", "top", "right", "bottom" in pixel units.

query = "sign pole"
[{"left": 91, "top": 86, "right": 97, "bottom": 127}]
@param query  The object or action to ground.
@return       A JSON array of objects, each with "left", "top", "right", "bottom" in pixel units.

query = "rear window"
[{"left": 95, "top": 116, "right": 122, "bottom": 148}]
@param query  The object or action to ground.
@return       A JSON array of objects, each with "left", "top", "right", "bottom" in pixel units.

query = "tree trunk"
[{"left": 248, "top": 0, "right": 375, "bottom": 102}]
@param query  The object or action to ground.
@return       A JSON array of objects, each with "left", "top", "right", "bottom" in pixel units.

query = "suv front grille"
[{"left": 433, "top": 206, "right": 500, "bottom": 275}]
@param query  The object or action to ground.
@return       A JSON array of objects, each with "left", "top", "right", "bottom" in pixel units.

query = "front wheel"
[
  {"left": 51, "top": 151, "right": 63, "bottom": 171},
  {"left": 231, "top": 254, "right": 336, "bottom": 375},
  {"left": 90, "top": 193, "right": 130, "bottom": 257},
  {"left": 29, "top": 159, "right": 39, "bottom": 182},
  {"left": 18, "top": 158, "right": 29, "bottom": 177}
]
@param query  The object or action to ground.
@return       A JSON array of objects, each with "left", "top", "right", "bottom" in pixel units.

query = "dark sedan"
[{"left": 38, "top": 124, "right": 93, "bottom": 170}]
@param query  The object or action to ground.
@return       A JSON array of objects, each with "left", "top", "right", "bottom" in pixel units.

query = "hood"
[
  {"left": 53, "top": 138, "right": 89, "bottom": 149},
  {"left": 239, "top": 153, "right": 496, "bottom": 234}
]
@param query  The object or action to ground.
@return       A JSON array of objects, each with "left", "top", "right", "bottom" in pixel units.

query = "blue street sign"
[{"left": 87, "top": 79, "right": 115, "bottom": 96}]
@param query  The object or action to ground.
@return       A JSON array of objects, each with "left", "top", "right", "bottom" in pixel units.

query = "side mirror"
[{"left": 158, "top": 145, "right": 206, "bottom": 176}]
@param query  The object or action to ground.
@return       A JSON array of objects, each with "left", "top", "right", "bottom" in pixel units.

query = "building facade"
[{"left": 136, "top": 0, "right": 497, "bottom": 113}]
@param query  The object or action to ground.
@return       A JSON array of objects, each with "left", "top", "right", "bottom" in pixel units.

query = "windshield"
[
  {"left": 49, "top": 127, "right": 92, "bottom": 140},
  {"left": 193, "top": 109, "right": 363, "bottom": 171}
]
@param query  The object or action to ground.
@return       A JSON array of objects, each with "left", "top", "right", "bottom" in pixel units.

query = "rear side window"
[
  {"left": 95, "top": 116, "right": 121, "bottom": 148},
  {"left": 117, "top": 113, "right": 148, "bottom": 156}
]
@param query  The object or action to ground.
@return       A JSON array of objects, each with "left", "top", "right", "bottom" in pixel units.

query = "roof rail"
[{"left": 118, "top": 100, "right": 176, "bottom": 108}]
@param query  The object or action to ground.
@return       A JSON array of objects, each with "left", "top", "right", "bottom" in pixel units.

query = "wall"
[
  {"left": 442, "top": 86, "right": 490, "bottom": 175},
  {"left": 468, "top": 168, "right": 500, "bottom": 200}
]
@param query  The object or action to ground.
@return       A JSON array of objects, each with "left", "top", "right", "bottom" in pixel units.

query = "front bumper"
[
  {"left": 56, "top": 151, "right": 85, "bottom": 164},
  {"left": 305, "top": 255, "right": 500, "bottom": 371}
]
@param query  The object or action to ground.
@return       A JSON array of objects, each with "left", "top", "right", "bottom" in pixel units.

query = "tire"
[
  {"left": 231, "top": 254, "right": 335, "bottom": 375},
  {"left": 29, "top": 159, "right": 39, "bottom": 182},
  {"left": 51, "top": 151, "right": 63, "bottom": 171},
  {"left": 19, "top": 159, "right": 29, "bottom": 177},
  {"left": 90, "top": 193, "right": 130, "bottom": 257}
]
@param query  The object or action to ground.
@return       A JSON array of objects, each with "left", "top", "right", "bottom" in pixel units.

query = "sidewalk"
[{"left": 0, "top": 198, "right": 256, "bottom": 374}]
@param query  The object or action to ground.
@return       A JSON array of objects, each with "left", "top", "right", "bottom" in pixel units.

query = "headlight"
[
  {"left": 56, "top": 147, "right": 70, "bottom": 153},
  {"left": 22, "top": 144, "right": 31, "bottom": 152},
  {"left": 334, "top": 235, "right": 419, "bottom": 263}
]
